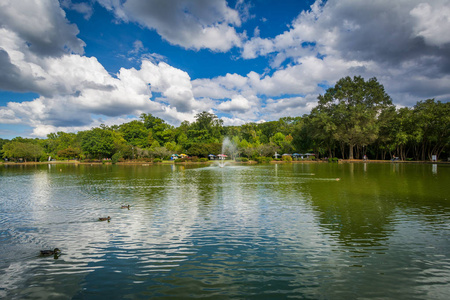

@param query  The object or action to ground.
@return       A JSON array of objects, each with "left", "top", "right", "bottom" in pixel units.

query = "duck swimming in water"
[
  {"left": 40, "top": 248, "right": 61, "bottom": 256},
  {"left": 121, "top": 205, "right": 130, "bottom": 209},
  {"left": 99, "top": 216, "right": 111, "bottom": 221}
]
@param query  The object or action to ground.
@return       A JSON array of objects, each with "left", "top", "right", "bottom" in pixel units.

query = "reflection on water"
[{"left": 0, "top": 163, "right": 449, "bottom": 299}]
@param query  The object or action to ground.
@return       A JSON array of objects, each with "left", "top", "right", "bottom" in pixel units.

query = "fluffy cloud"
[
  {"left": 0, "top": 0, "right": 213, "bottom": 137},
  {"left": 410, "top": 2, "right": 450, "bottom": 47},
  {"left": 241, "top": 0, "right": 450, "bottom": 105},
  {"left": 262, "top": 95, "right": 319, "bottom": 120},
  {"left": 2, "top": 0, "right": 450, "bottom": 138},
  {"left": 0, "top": 56, "right": 210, "bottom": 136},
  {"left": 0, "top": 0, "right": 85, "bottom": 56},
  {"left": 96, "top": 0, "right": 243, "bottom": 51},
  {"left": 61, "top": 0, "right": 93, "bottom": 20},
  {"left": 218, "top": 95, "right": 251, "bottom": 113}
]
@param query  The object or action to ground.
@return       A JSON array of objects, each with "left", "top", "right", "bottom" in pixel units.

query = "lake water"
[{"left": 0, "top": 162, "right": 449, "bottom": 299}]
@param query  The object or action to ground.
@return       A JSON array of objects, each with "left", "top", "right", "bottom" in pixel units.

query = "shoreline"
[{"left": 1, "top": 159, "right": 448, "bottom": 166}]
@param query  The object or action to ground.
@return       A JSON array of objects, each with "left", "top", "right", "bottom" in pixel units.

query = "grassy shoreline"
[{"left": 1, "top": 159, "right": 448, "bottom": 166}]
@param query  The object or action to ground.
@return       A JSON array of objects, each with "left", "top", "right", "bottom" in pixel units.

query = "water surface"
[{"left": 1, "top": 163, "right": 449, "bottom": 299}]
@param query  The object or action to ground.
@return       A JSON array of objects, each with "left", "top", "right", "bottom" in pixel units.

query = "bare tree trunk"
[
  {"left": 340, "top": 143, "right": 345, "bottom": 159},
  {"left": 349, "top": 144, "right": 355, "bottom": 160}
]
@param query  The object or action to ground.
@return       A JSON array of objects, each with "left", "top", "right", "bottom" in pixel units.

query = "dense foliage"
[{"left": 1, "top": 77, "right": 449, "bottom": 162}]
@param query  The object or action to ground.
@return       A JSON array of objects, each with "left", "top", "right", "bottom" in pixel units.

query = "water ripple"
[{"left": 1, "top": 164, "right": 449, "bottom": 299}]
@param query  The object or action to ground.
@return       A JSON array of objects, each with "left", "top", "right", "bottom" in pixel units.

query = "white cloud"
[
  {"left": 410, "top": 2, "right": 450, "bottom": 47},
  {"left": 0, "top": 0, "right": 212, "bottom": 135},
  {"left": 262, "top": 95, "right": 318, "bottom": 120},
  {"left": 241, "top": 37, "right": 274, "bottom": 59},
  {"left": 128, "top": 40, "right": 145, "bottom": 56},
  {"left": 218, "top": 95, "right": 251, "bottom": 113},
  {"left": 0, "top": 0, "right": 85, "bottom": 56},
  {"left": 0, "top": 49, "right": 210, "bottom": 136},
  {"left": 2, "top": 0, "right": 450, "bottom": 138},
  {"left": 61, "top": 0, "right": 93, "bottom": 20},
  {"left": 220, "top": 116, "right": 247, "bottom": 126},
  {"left": 240, "top": 0, "right": 450, "bottom": 107},
  {"left": 0, "top": 108, "right": 21, "bottom": 124},
  {"left": 96, "top": 0, "right": 243, "bottom": 52}
]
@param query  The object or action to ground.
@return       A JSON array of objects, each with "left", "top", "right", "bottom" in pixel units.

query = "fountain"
[
  {"left": 217, "top": 137, "right": 237, "bottom": 168},
  {"left": 218, "top": 154, "right": 227, "bottom": 168}
]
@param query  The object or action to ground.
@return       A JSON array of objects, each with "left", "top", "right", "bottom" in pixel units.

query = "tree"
[
  {"left": 188, "top": 111, "right": 223, "bottom": 143},
  {"left": 271, "top": 132, "right": 285, "bottom": 148},
  {"left": 80, "top": 127, "right": 115, "bottom": 159},
  {"left": 307, "top": 109, "right": 337, "bottom": 158},
  {"left": 187, "top": 143, "right": 222, "bottom": 158},
  {"left": 256, "top": 143, "right": 279, "bottom": 157},
  {"left": 0, "top": 138, "right": 9, "bottom": 158},
  {"left": 151, "top": 146, "right": 171, "bottom": 159},
  {"left": 2, "top": 141, "right": 44, "bottom": 162},
  {"left": 412, "top": 99, "right": 450, "bottom": 160},
  {"left": 57, "top": 147, "right": 80, "bottom": 159},
  {"left": 119, "top": 120, "right": 149, "bottom": 148},
  {"left": 316, "top": 76, "right": 393, "bottom": 159},
  {"left": 176, "top": 132, "right": 189, "bottom": 150},
  {"left": 140, "top": 113, "right": 173, "bottom": 144}
]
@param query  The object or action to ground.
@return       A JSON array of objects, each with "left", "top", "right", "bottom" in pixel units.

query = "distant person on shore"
[{"left": 363, "top": 155, "right": 367, "bottom": 161}]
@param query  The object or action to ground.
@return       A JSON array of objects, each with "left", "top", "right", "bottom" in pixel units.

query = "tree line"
[{"left": 1, "top": 76, "right": 449, "bottom": 162}]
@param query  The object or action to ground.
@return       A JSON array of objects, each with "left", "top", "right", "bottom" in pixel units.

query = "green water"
[{"left": 0, "top": 163, "right": 449, "bottom": 299}]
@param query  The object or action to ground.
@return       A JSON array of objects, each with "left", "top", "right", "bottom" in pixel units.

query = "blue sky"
[{"left": 1, "top": 0, "right": 449, "bottom": 139}]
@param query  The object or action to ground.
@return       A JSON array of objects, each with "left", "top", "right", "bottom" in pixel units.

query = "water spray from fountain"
[{"left": 219, "top": 137, "right": 237, "bottom": 168}]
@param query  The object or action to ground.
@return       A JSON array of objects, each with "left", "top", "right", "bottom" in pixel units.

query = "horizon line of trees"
[{"left": 1, "top": 76, "right": 448, "bottom": 162}]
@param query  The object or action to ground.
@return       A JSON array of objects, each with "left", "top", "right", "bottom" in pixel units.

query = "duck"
[
  {"left": 40, "top": 248, "right": 61, "bottom": 256},
  {"left": 99, "top": 216, "right": 111, "bottom": 221},
  {"left": 121, "top": 205, "right": 130, "bottom": 209}
]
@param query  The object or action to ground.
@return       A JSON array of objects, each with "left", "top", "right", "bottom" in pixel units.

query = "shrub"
[
  {"left": 198, "top": 158, "right": 208, "bottom": 162},
  {"left": 236, "top": 157, "right": 248, "bottom": 162},
  {"left": 255, "top": 156, "right": 272, "bottom": 163},
  {"left": 310, "top": 156, "right": 315, "bottom": 160},
  {"left": 111, "top": 153, "right": 122, "bottom": 164},
  {"left": 282, "top": 155, "right": 292, "bottom": 162},
  {"left": 328, "top": 157, "right": 339, "bottom": 163},
  {"left": 153, "top": 158, "right": 162, "bottom": 163}
]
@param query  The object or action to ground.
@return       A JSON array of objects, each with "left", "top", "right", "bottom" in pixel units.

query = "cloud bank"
[
  {"left": 0, "top": 0, "right": 449, "bottom": 137},
  {"left": 95, "top": 0, "right": 243, "bottom": 52}
]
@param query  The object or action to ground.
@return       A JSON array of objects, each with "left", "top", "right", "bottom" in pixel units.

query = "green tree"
[
  {"left": 316, "top": 76, "right": 393, "bottom": 159},
  {"left": 270, "top": 132, "right": 285, "bottom": 149},
  {"left": 256, "top": 143, "right": 279, "bottom": 157},
  {"left": 0, "top": 138, "right": 9, "bottom": 158},
  {"left": 119, "top": 120, "right": 149, "bottom": 148},
  {"left": 188, "top": 111, "right": 223, "bottom": 143},
  {"left": 57, "top": 147, "right": 80, "bottom": 159},
  {"left": 150, "top": 140, "right": 161, "bottom": 151},
  {"left": 2, "top": 141, "right": 44, "bottom": 162},
  {"left": 151, "top": 146, "right": 171, "bottom": 159},
  {"left": 140, "top": 113, "right": 172, "bottom": 145},
  {"left": 80, "top": 127, "right": 115, "bottom": 159},
  {"left": 412, "top": 99, "right": 450, "bottom": 160},
  {"left": 176, "top": 132, "right": 189, "bottom": 150},
  {"left": 187, "top": 143, "right": 222, "bottom": 158}
]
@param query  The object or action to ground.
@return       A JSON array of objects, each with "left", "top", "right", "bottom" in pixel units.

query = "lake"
[{"left": 0, "top": 162, "right": 449, "bottom": 299}]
